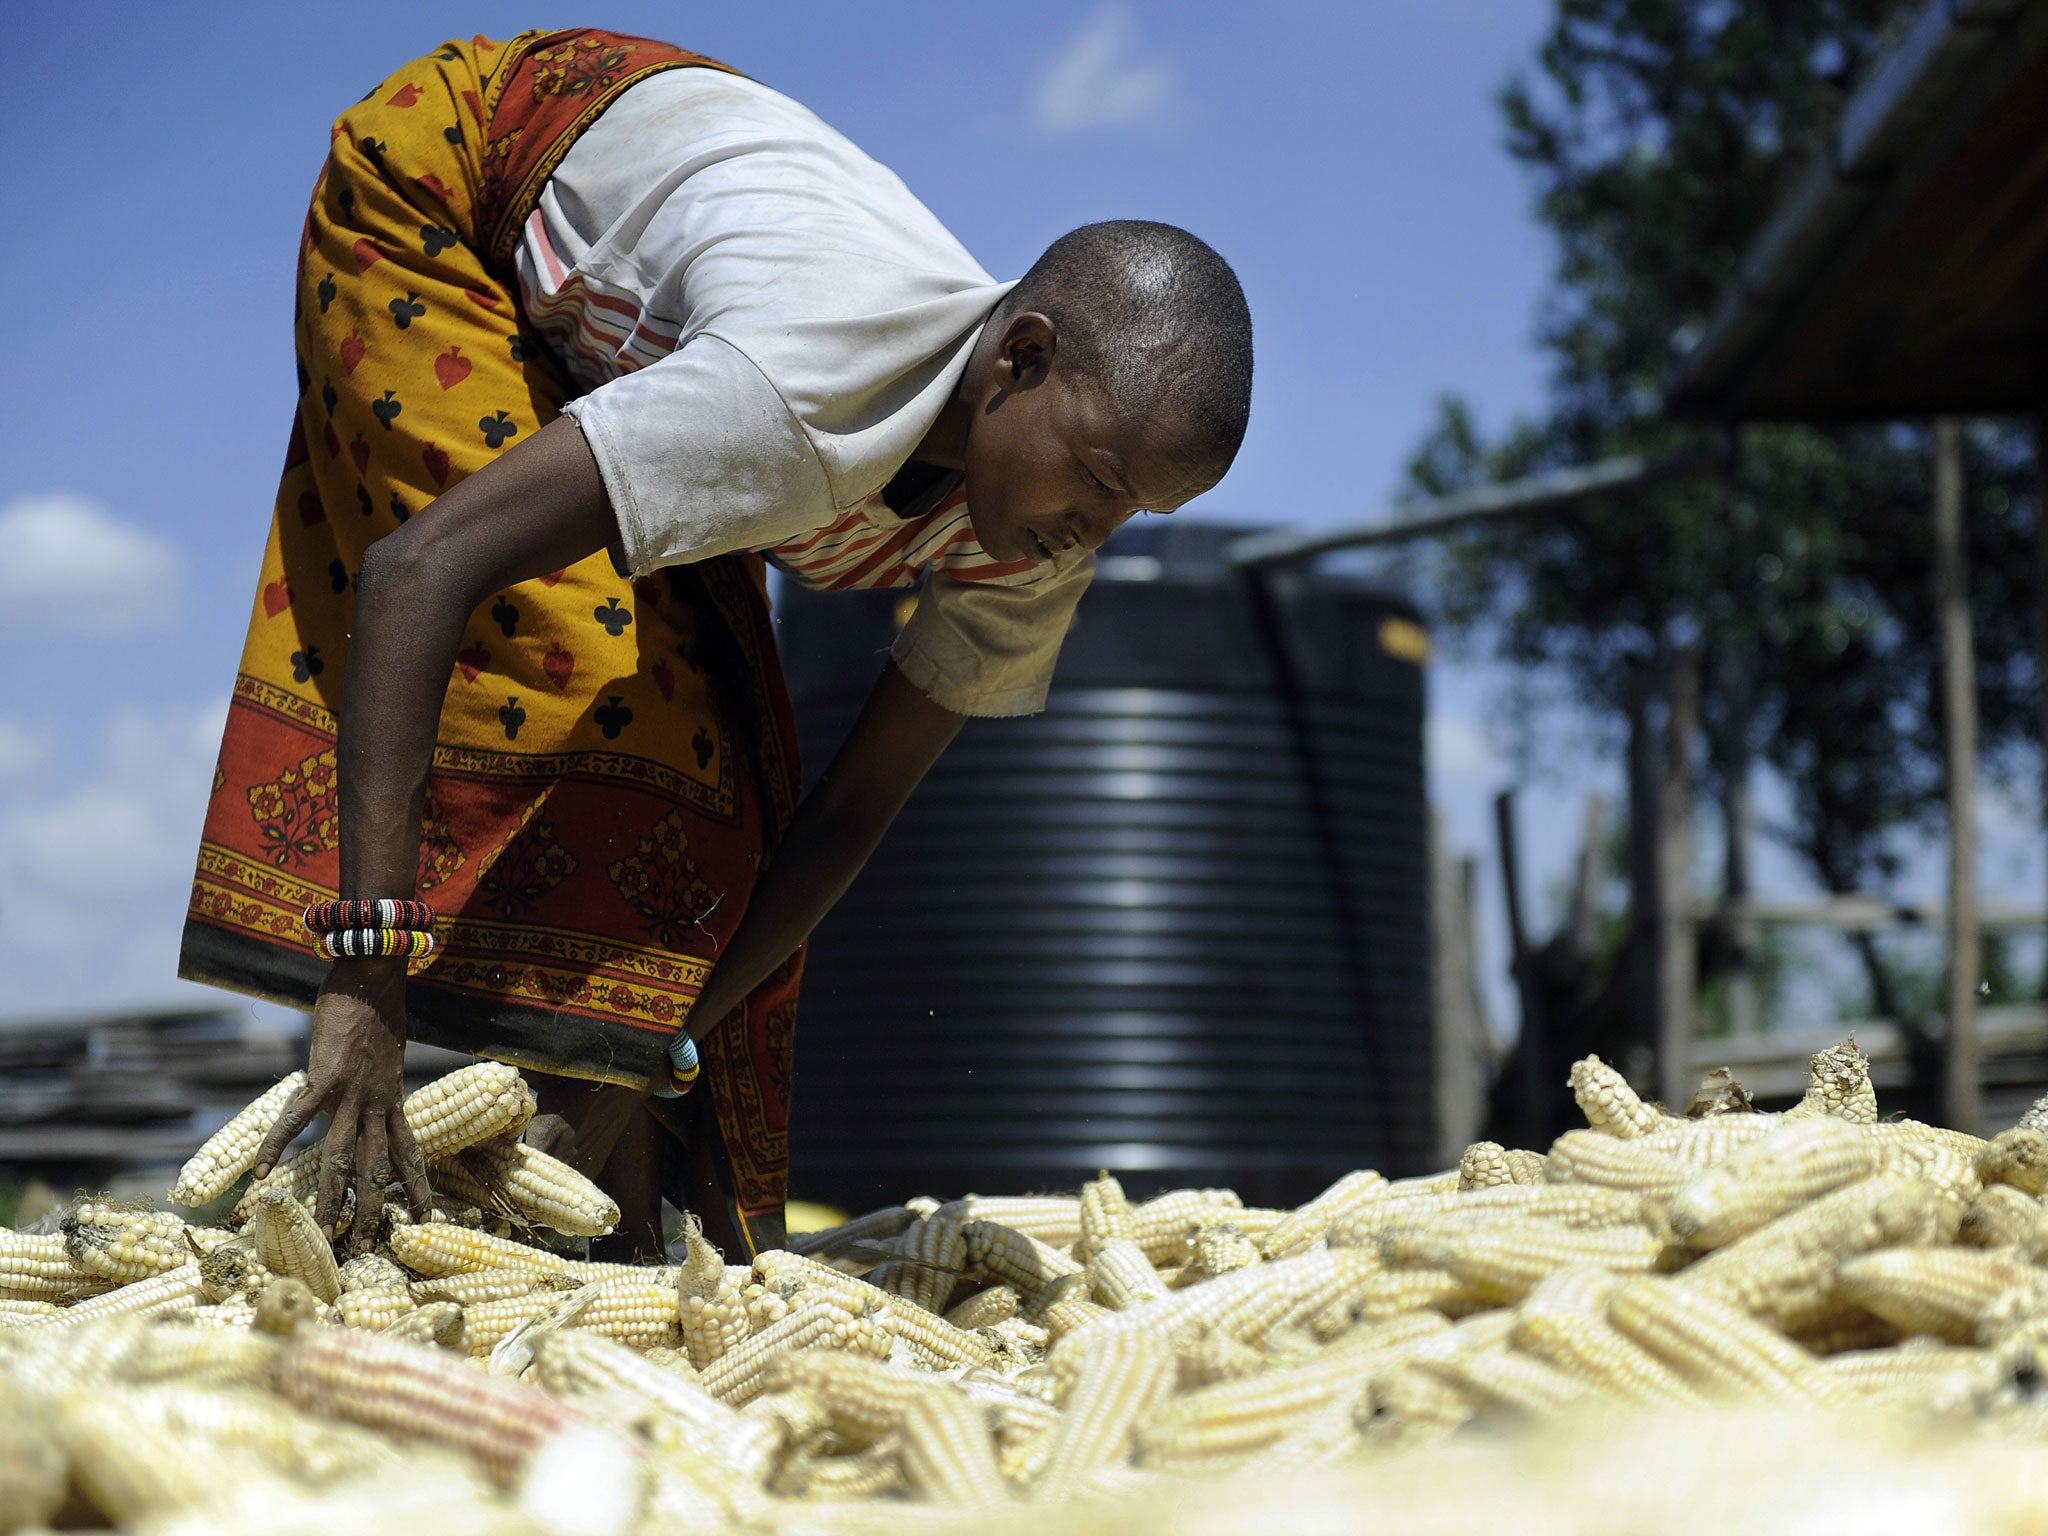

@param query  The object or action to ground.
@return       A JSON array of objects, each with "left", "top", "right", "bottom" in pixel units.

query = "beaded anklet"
[{"left": 303, "top": 898, "right": 436, "bottom": 935}]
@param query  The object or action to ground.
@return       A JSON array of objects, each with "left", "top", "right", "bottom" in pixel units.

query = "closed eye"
[{"left": 1081, "top": 465, "right": 1116, "bottom": 497}]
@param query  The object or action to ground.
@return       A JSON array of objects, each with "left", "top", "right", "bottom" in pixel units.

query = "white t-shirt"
[{"left": 526, "top": 66, "right": 1092, "bottom": 717}]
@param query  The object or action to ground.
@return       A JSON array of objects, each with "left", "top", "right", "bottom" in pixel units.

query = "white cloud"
[
  {"left": 1031, "top": 6, "right": 1184, "bottom": 138},
  {"left": 0, "top": 494, "right": 183, "bottom": 634},
  {"left": 0, "top": 719, "right": 58, "bottom": 790},
  {"left": 1427, "top": 712, "right": 1505, "bottom": 779}
]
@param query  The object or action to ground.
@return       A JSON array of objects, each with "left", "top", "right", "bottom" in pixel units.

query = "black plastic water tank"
[{"left": 775, "top": 523, "right": 1431, "bottom": 1210}]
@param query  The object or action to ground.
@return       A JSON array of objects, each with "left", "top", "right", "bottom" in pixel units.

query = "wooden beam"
[
  {"left": 1657, "top": 647, "right": 1701, "bottom": 1110},
  {"left": 1494, "top": 789, "right": 1548, "bottom": 1149},
  {"left": 1934, "top": 417, "right": 1983, "bottom": 1136},
  {"left": 1695, "top": 896, "right": 2047, "bottom": 931}
]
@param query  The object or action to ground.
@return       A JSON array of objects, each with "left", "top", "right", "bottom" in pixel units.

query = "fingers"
[
  {"left": 524, "top": 1112, "right": 578, "bottom": 1161},
  {"left": 251, "top": 1081, "right": 327, "bottom": 1181},
  {"left": 354, "top": 1115, "right": 390, "bottom": 1255},
  {"left": 316, "top": 1104, "right": 360, "bottom": 1239},
  {"left": 388, "top": 1106, "right": 435, "bottom": 1220}
]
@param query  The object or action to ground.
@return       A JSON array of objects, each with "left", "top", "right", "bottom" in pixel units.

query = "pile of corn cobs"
[{"left": 9, "top": 1041, "right": 2048, "bottom": 1534}]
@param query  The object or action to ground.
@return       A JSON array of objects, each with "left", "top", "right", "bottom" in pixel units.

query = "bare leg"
[{"left": 524, "top": 1070, "right": 664, "bottom": 1262}]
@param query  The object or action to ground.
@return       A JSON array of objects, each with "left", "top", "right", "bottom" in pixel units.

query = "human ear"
[{"left": 998, "top": 312, "right": 1058, "bottom": 390}]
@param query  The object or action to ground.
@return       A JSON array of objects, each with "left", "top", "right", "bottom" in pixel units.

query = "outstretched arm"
[
  {"left": 253, "top": 416, "right": 618, "bottom": 1240},
  {"left": 546, "top": 659, "right": 965, "bottom": 1173}
]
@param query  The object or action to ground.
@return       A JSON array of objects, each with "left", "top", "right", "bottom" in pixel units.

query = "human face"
[{"left": 959, "top": 313, "right": 1210, "bottom": 564}]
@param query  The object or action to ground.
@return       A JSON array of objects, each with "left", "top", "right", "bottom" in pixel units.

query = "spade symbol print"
[
  {"left": 296, "top": 357, "right": 310, "bottom": 397},
  {"left": 491, "top": 596, "right": 520, "bottom": 637},
  {"left": 499, "top": 696, "right": 526, "bottom": 741},
  {"left": 479, "top": 410, "right": 518, "bottom": 449},
  {"left": 390, "top": 492, "right": 410, "bottom": 524},
  {"left": 358, "top": 135, "right": 387, "bottom": 166},
  {"left": 443, "top": 123, "right": 464, "bottom": 146},
  {"left": 508, "top": 334, "right": 531, "bottom": 362},
  {"left": 692, "top": 728, "right": 714, "bottom": 769},
  {"left": 317, "top": 273, "right": 337, "bottom": 314},
  {"left": 321, "top": 379, "right": 338, "bottom": 416},
  {"left": 389, "top": 292, "right": 426, "bottom": 330},
  {"left": 420, "top": 224, "right": 457, "bottom": 257},
  {"left": 337, "top": 186, "right": 356, "bottom": 220},
  {"left": 372, "top": 390, "right": 403, "bottom": 430},
  {"left": 328, "top": 559, "right": 350, "bottom": 594},
  {"left": 594, "top": 696, "right": 634, "bottom": 740},
  {"left": 290, "top": 645, "right": 325, "bottom": 683},
  {"left": 357, "top": 484, "right": 374, "bottom": 518},
  {"left": 593, "top": 597, "right": 633, "bottom": 636}
]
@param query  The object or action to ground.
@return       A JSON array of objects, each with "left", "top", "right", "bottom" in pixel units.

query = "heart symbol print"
[
  {"left": 539, "top": 570, "right": 565, "bottom": 588},
  {"left": 322, "top": 421, "right": 340, "bottom": 459},
  {"left": 349, "top": 434, "right": 371, "bottom": 476},
  {"left": 434, "top": 346, "right": 472, "bottom": 390},
  {"left": 651, "top": 659, "right": 675, "bottom": 702},
  {"left": 455, "top": 643, "right": 490, "bottom": 683},
  {"left": 297, "top": 492, "right": 325, "bottom": 527},
  {"left": 414, "top": 172, "right": 452, "bottom": 203},
  {"left": 465, "top": 287, "right": 502, "bottom": 310},
  {"left": 422, "top": 442, "right": 451, "bottom": 488},
  {"left": 263, "top": 578, "right": 293, "bottom": 617},
  {"left": 338, "top": 331, "right": 366, "bottom": 374},
  {"left": 542, "top": 643, "right": 575, "bottom": 690},
  {"left": 351, "top": 237, "right": 382, "bottom": 271}
]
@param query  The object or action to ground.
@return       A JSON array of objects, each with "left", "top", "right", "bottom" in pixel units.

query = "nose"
[{"left": 1066, "top": 506, "right": 1133, "bottom": 552}]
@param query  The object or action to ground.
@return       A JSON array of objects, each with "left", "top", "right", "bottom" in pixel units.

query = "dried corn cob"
[
  {"left": 1666, "top": 1118, "right": 1882, "bottom": 1249},
  {"left": 248, "top": 1186, "right": 344, "bottom": 1303},
  {"left": 1032, "top": 1273, "right": 1114, "bottom": 1342},
  {"left": 527, "top": 1328, "right": 735, "bottom": 1460},
  {"left": 1608, "top": 1276, "right": 1822, "bottom": 1401},
  {"left": 1381, "top": 1217, "right": 1664, "bottom": 1303},
  {"left": 181, "top": 1298, "right": 260, "bottom": 1329},
  {"left": 761, "top": 1349, "right": 933, "bottom": 1447},
  {"left": 699, "top": 1297, "right": 895, "bottom": 1407},
  {"left": 1187, "top": 1219, "right": 1262, "bottom": 1280},
  {"left": 197, "top": 1238, "right": 272, "bottom": 1302},
  {"left": 1783, "top": 1037, "right": 1877, "bottom": 1124},
  {"left": 1510, "top": 1265, "right": 1706, "bottom": 1408},
  {"left": 901, "top": 1388, "right": 1010, "bottom": 1507},
  {"left": 780, "top": 1438, "right": 907, "bottom": 1501},
  {"left": 335, "top": 1284, "right": 416, "bottom": 1332},
  {"left": 57, "top": 1396, "right": 294, "bottom": 1521},
  {"left": 387, "top": 1220, "right": 568, "bottom": 1278},
  {"left": 679, "top": 1213, "right": 749, "bottom": 1370},
  {"left": 1680, "top": 1172, "right": 1947, "bottom": 1333},
  {"left": 962, "top": 1220, "right": 1084, "bottom": 1295},
  {"left": 954, "top": 1196, "right": 1082, "bottom": 1250},
  {"left": 0, "top": 1226, "right": 102, "bottom": 1302},
  {"left": 1569, "top": 1055, "right": 1664, "bottom": 1138},
  {"left": 1959, "top": 1183, "right": 2043, "bottom": 1249},
  {"left": 877, "top": 1203, "right": 968, "bottom": 1315},
  {"left": 1458, "top": 1142, "right": 1517, "bottom": 1190},
  {"left": 1977, "top": 1128, "right": 2048, "bottom": 1197},
  {"left": 789, "top": 1203, "right": 927, "bottom": 1258},
  {"left": 0, "top": 1298, "right": 59, "bottom": 1323},
  {"left": 415, "top": 1266, "right": 572, "bottom": 1308},
  {"left": 1352, "top": 1266, "right": 1488, "bottom": 1323},
  {"left": 744, "top": 1280, "right": 794, "bottom": 1333},
  {"left": 0, "top": 1381, "right": 64, "bottom": 1529},
  {"left": 1259, "top": 1170, "right": 1387, "bottom": 1259},
  {"left": 61, "top": 1202, "right": 203, "bottom": 1283},
  {"left": 1087, "top": 1237, "right": 1167, "bottom": 1311},
  {"left": 171, "top": 1070, "right": 307, "bottom": 1205},
  {"left": 1544, "top": 1130, "right": 1691, "bottom": 1197},
  {"left": 1638, "top": 1114, "right": 1781, "bottom": 1168},
  {"left": 1813, "top": 1342, "right": 1997, "bottom": 1405},
  {"left": 254, "top": 1275, "right": 326, "bottom": 1334},
  {"left": 1834, "top": 1247, "right": 2037, "bottom": 1345},
  {"left": 429, "top": 1139, "right": 619, "bottom": 1237},
  {"left": 32, "top": 1259, "right": 204, "bottom": 1326},
  {"left": 945, "top": 1283, "right": 1020, "bottom": 1330},
  {"left": 235, "top": 1062, "right": 532, "bottom": 1219},
  {"left": 1034, "top": 1323, "right": 1177, "bottom": 1497},
  {"left": 1129, "top": 1188, "right": 1240, "bottom": 1266},
  {"left": 337, "top": 1252, "right": 410, "bottom": 1292},
  {"left": 383, "top": 1300, "right": 467, "bottom": 1352},
  {"left": 122, "top": 1381, "right": 403, "bottom": 1485},
  {"left": 277, "top": 1324, "right": 596, "bottom": 1487},
  {"left": 1414, "top": 1344, "right": 1597, "bottom": 1417}
]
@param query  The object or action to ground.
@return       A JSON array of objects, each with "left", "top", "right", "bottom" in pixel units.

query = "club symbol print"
[
  {"left": 290, "top": 645, "right": 324, "bottom": 683},
  {"left": 692, "top": 728, "right": 714, "bottom": 768},
  {"left": 491, "top": 596, "right": 520, "bottom": 637},
  {"left": 499, "top": 696, "right": 526, "bottom": 741},
  {"left": 479, "top": 410, "right": 518, "bottom": 449},
  {"left": 419, "top": 224, "right": 458, "bottom": 257},
  {"left": 371, "top": 391, "right": 402, "bottom": 430},
  {"left": 594, "top": 696, "right": 634, "bottom": 740},
  {"left": 593, "top": 597, "right": 633, "bottom": 636},
  {"left": 388, "top": 292, "right": 426, "bottom": 330}
]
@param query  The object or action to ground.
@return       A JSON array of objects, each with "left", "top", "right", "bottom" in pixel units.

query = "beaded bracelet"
[
  {"left": 654, "top": 1032, "right": 701, "bottom": 1097},
  {"left": 315, "top": 927, "right": 438, "bottom": 960},
  {"left": 303, "top": 898, "right": 436, "bottom": 936}
]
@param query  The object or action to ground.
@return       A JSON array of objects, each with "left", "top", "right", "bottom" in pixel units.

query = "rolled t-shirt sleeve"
[
  {"left": 560, "top": 333, "right": 834, "bottom": 575},
  {"left": 890, "top": 550, "right": 1094, "bottom": 718}
]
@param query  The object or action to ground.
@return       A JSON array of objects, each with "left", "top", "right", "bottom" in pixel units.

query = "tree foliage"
[{"left": 1411, "top": 0, "right": 2042, "bottom": 920}]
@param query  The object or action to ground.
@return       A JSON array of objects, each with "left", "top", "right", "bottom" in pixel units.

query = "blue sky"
[{"left": 55, "top": 3, "right": 1992, "bottom": 1039}]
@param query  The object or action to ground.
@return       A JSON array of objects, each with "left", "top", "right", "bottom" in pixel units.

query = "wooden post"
[
  {"left": 1568, "top": 794, "right": 1607, "bottom": 962},
  {"left": 1716, "top": 644, "right": 1760, "bottom": 1034},
  {"left": 1429, "top": 813, "right": 1487, "bottom": 1165},
  {"left": 1625, "top": 660, "right": 1660, "bottom": 1062},
  {"left": 1934, "top": 417, "right": 1982, "bottom": 1136},
  {"left": 2036, "top": 410, "right": 2048, "bottom": 1005},
  {"left": 1656, "top": 646, "right": 1700, "bottom": 1110},
  {"left": 1494, "top": 789, "right": 1547, "bottom": 1148}
]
